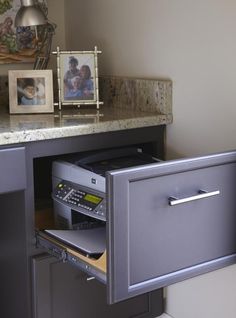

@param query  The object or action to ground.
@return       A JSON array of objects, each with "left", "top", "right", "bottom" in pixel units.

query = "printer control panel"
[{"left": 53, "top": 181, "right": 106, "bottom": 221}]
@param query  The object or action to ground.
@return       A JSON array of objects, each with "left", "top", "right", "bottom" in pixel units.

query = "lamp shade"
[{"left": 15, "top": 0, "right": 47, "bottom": 27}]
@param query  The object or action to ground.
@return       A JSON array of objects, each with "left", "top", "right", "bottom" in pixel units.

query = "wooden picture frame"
[
  {"left": 53, "top": 46, "right": 103, "bottom": 110},
  {"left": 8, "top": 70, "right": 54, "bottom": 114}
]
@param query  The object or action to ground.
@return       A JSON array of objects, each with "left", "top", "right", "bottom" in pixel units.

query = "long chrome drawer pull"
[
  {"left": 87, "top": 276, "right": 95, "bottom": 281},
  {"left": 168, "top": 190, "right": 220, "bottom": 206}
]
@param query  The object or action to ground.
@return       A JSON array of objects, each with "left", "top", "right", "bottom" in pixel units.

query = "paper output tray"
[
  {"left": 45, "top": 228, "right": 106, "bottom": 255},
  {"left": 36, "top": 230, "right": 107, "bottom": 283}
]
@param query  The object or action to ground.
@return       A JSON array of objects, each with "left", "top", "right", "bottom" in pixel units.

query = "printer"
[{"left": 51, "top": 147, "right": 160, "bottom": 230}]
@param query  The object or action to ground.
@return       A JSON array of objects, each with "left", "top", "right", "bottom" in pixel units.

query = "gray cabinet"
[
  {"left": 0, "top": 146, "right": 28, "bottom": 318},
  {"left": 0, "top": 126, "right": 167, "bottom": 318},
  {"left": 0, "top": 146, "right": 26, "bottom": 193},
  {"left": 3, "top": 127, "right": 236, "bottom": 318},
  {"left": 37, "top": 150, "right": 236, "bottom": 304}
]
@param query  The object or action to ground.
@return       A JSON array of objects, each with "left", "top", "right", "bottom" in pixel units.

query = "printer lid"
[{"left": 75, "top": 148, "right": 159, "bottom": 177}]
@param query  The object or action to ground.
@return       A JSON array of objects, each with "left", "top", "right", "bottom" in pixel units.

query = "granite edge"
[{"left": 0, "top": 114, "right": 173, "bottom": 146}]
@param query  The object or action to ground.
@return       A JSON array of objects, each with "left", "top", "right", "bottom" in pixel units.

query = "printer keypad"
[{"left": 54, "top": 181, "right": 105, "bottom": 219}]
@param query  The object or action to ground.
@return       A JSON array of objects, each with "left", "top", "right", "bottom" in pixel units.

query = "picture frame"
[
  {"left": 8, "top": 70, "right": 54, "bottom": 114},
  {"left": 52, "top": 46, "right": 103, "bottom": 110}
]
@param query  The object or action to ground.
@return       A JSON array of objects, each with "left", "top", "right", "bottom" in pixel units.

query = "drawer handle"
[
  {"left": 87, "top": 276, "right": 95, "bottom": 281},
  {"left": 169, "top": 190, "right": 220, "bottom": 206}
]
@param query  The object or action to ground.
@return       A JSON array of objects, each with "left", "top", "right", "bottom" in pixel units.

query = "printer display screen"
[{"left": 84, "top": 194, "right": 102, "bottom": 205}]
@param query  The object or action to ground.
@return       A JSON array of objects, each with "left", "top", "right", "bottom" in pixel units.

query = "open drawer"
[{"left": 36, "top": 150, "right": 236, "bottom": 304}]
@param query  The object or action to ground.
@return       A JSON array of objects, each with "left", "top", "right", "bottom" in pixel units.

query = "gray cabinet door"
[
  {"left": 106, "top": 150, "right": 236, "bottom": 303},
  {"left": 0, "top": 147, "right": 26, "bottom": 193},
  {"left": 32, "top": 254, "right": 163, "bottom": 318}
]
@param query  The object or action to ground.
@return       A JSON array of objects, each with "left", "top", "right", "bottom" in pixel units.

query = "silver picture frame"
[{"left": 53, "top": 46, "right": 103, "bottom": 110}]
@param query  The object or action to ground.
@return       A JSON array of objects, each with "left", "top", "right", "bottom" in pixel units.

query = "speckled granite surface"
[
  {"left": 100, "top": 76, "right": 172, "bottom": 114},
  {"left": 0, "top": 76, "right": 172, "bottom": 146},
  {"left": 0, "top": 107, "right": 172, "bottom": 146}
]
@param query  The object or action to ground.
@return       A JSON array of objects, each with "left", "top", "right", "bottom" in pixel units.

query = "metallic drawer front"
[
  {"left": 129, "top": 163, "right": 236, "bottom": 284},
  {"left": 107, "top": 150, "right": 236, "bottom": 303},
  {"left": 0, "top": 147, "right": 26, "bottom": 193}
]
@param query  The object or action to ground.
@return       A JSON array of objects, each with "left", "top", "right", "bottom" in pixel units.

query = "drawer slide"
[{"left": 36, "top": 230, "right": 106, "bottom": 284}]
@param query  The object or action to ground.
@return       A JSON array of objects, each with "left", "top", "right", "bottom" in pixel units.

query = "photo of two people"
[{"left": 62, "top": 54, "right": 95, "bottom": 102}]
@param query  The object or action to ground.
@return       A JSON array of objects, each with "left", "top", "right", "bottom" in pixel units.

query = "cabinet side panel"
[
  {"left": 0, "top": 191, "right": 30, "bottom": 318},
  {"left": 0, "top": 147, "right": 26, "bottom": 193}
]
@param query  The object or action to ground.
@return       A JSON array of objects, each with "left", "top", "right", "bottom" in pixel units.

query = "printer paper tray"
[{"left": 36, "top": 230, "right": 107, "bottom": 284}]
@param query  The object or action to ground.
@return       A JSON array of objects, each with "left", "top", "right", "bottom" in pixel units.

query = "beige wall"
[
  {"left": 64, "top": 1, "right": 236, "bottom": 318},
  {"left": 47, "top": 0, "right": 66, "bottom": 69},
  {"left": 65, "top": 0, "right": 236, "bottom": 160}
]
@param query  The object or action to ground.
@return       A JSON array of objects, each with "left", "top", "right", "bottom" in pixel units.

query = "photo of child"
[
  {"left": 17, "top": 77, "right": 46, "bottom": 106},
  {"left": 9, "top": 70, "right": 53, "bottom": 114}
]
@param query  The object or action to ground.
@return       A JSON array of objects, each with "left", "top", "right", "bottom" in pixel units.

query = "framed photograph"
[
  {"left": 8, "top": 70, "right": 54, "bottom": 114},
  {"left": 53, "top": 46, "right": 103, "bottom": 110}
]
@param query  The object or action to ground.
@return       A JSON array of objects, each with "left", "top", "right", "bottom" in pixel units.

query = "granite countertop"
[
  {"left": 0, "top": 76, "right": 172, "bottom": 146},
  {"left": 0, "top": 106, "right": 173, "bottom": 146}
]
